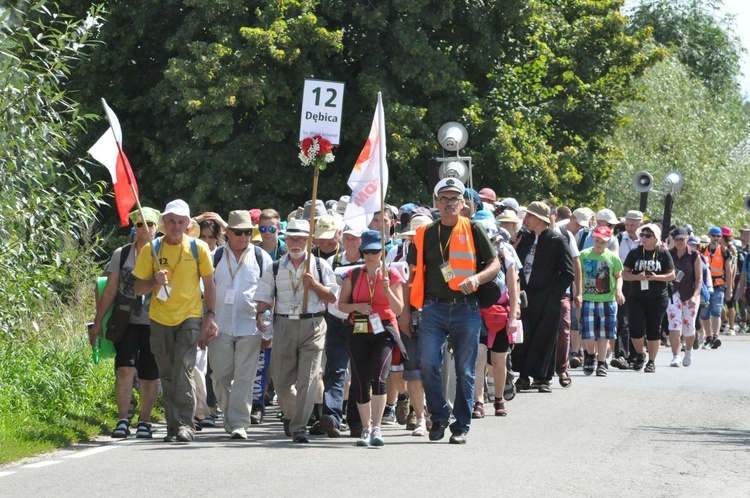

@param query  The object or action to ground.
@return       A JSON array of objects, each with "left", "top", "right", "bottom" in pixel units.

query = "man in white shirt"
[
  {"left": 209, "top": 210, "right": 273, "bottom": 440},
  {"left": 255, "top": 219, "right": 338, "bottom": 443}
]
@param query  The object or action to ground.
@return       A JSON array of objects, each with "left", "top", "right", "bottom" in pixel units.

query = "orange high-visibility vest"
[
  {"left": 410, "top": 216, "right": 477, "bottom": 308},
  {"left": 703, "top": 246, "right": 726, "bottom": 286}
]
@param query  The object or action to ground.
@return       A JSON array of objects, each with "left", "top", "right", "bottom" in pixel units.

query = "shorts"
[
  {"left": 579, "top": 301, "right": 617, "bottom": 341},
  {"left": 700, "top": 286, "right": 725, "bottom": 319},
  {"left": 479, "top": 325, "right": 510, "bottom": 353},
  {"left": 400, "top": 330, "right": 421, "bottom": 381},
  {"left": 114, "top": 323, "right": 159, "bottom": 380},
  {"left": 666, "top": 292, "right": 697, "bottom": 337}
]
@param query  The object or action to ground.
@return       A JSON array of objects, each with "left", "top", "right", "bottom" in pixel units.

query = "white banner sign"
[{"left": 299, "top": 79, "right": 345, "bottom": 145}]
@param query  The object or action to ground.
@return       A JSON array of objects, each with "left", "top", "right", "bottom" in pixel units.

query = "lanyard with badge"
[
  {"left": 640, "top": 246, "right": 657, "bottom": 291},
  {"left": 287, "top": 263, "right": 304, "bottom": 319},
  {"left": 223, "top": 248, "right": 250, "bottom": 305},
  {"left": 353, "top": 270, "right": 385, "bottom": 334},
  {"left": 438, "top": 224, "right": 455, "bottom": 283},
  {"left": 155, "top": 238, "right": 184, "bottom": 301}
]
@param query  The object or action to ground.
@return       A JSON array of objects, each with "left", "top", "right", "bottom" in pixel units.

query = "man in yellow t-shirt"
[{"left": 134, "top": 199, "right": 217, "bottom": 443}]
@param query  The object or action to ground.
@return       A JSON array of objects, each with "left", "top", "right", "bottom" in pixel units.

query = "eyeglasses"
[
  {"left": 259, "top": 226, "right": 277, "bottom": 233},
  {"left": 232, "top": 229, "right": 252, "bottom": 236},
  {"left": 437, "top": 196, "right": 462, "bottom": 205},
  {"left": 710, "top": 235, "right": 722, "bottom": 238},
  {"left": 362, "top": 249, "right": 381, "bottom": 255},
  {"left": 135, "top": 221, "right": 156, "bottom": 228},
  {"left": 639, "top": 233, "right": 654, "bottom": 239}
]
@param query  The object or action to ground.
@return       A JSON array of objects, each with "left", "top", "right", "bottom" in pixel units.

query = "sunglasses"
[
  {"left": 639, "top": 233, "right": 654, "bottom": 239},
  {"left": 259, "top": 226, "right": 277, "bottom": 233},
  {"left": 710, "top": 235, "right": 722, "bottom": 238},
  {"left": 232, "top": 229, "right": 252, "bottom": 236},
  {"left": 362, "top": 249, "right": 381, "bottom": 255},
  {"left": 135, "top": 221, "right": 156, "bottom": 228}
]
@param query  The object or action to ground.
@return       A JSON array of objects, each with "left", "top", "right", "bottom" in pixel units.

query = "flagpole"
[
  {"left": 376, "top": 92, "right": 387, "bottom": 275},
  {"left": 103, "top": 99, "right": 168, "bottom": 297},
  {"left": 302, "top": 166, "right": 320, "bottom": 314}
]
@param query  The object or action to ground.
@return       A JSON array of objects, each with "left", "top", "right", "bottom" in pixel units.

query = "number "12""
[{"left": 312, "top": 87, "right": 337, "bottom": 107}]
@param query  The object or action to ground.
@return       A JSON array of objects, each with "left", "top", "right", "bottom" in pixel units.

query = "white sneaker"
[
  {"left": 412, "top": 419, "right": 427, "bottom": 437},
  {"left": 683, "top": 351, "right": 692, "bottom": 367},
  {"left": 230, "top": 427, "right": 247, "bottom": 440},
  {"left": 370, "top": 426, "right": 385, "bottom": 446},
  {"left": 727, "top": 327, "right": 736, "bottom": 336},
  {"left": 606, "top": 350, "right": 613, "bottom": 363},
  {"left": 357, "top": 427, "right": 372, "bottom": 447},
  {"left": 670, "top": 355, "right": 680, "bottom": 367}
]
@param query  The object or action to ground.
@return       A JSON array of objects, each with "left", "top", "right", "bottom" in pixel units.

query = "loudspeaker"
[
  {"left": 663, "top": 171, "right": 684, "bottom": 193},
  {"left": 632, "top": 171, "right": 653, "bottom": 193},
  {"left": 437, "top": 122, "right": 468, "bottom": 152},
  {"left": 744, "top": 195, "right": 750, "bottom": 213}
]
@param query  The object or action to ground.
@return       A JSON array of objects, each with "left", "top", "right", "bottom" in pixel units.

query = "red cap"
[
  {"left": 478, "top": 188, "right": 496, "bottom": 203},
  {"left": 593, "top": 226, "right": 612, "bottom": 240},
  {"left": 721, "top": 226, "right": 733, "bottom": 237},
  {"left": 249, "top": 209, "right": 261, "bottom": 224}
]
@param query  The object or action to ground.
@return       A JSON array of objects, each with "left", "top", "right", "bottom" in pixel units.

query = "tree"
[
  {"left": 605, "top": 58, "right": 750, "bottom": 232},
  {"left": 70, "top": 0, "right": 659, "bottom": 218},
  {"left": 0, "top": 1, "right": 104, "bottom": 335},
  {"left": 626, "top": 0, "right": 745, "bottom": 96}
]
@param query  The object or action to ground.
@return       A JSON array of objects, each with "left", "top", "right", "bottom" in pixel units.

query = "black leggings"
[
  {"left": 628, "top": 293, "right": 669, "bottom": 341},
  {"left": 347, "top": 327, "right": 395, "bottom": 404}
]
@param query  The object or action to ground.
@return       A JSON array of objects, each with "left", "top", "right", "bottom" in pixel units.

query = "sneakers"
[
  {"left": 702, "top": 335, "right": 714, "bottom": 349},
  {"left": 395, "top": 394, "right": 410, "bottom": 425},
  {"left": 493, "top": 400, "right": 507, "bottom": 416},
  {"left": 670, "top": 355, "right": 681, "bottom": 367},
  {"left": 449, "top": 431, "right": 468, "bottom": 444},
  {"left": 135, "top": 421, "right": 152, "bottom": 439},
  {"left": 230, "top": 427, "right": 248, "bottom": 440},
  {"left": 569, "top": 353, "right": 582, "bottom": 369},
  {"left": 683, "top": 350, "right": 692, "bottom": 367},
  {"left": 472, "top": 401, "right": 485, "bottom": 419},
  {"left": 429, "top": 420, "right": 450, "bottom": 441},
  {"left": 370, "top": 426, "right": 385, "bottom": 446},
  {"left": 250, "top": 404, "right": 264, "bottom": 425},
  {"left": 412, "top": 419, "right": 427, "bottom": 437},
  {"left": 111, "top": 418, "right": 130, "bottom": 439},
  {"left": 583, "top": 354, "right": 595, "bottom": 376},
  {"left": 711, "top": 336, "right": 722, "bottom": 349},
  {"left": 632, "top": 354, "right": 645, "bottom": 371},
  {"left": 176, "top": 427, "right": 193, "bottom": 442},
  {"left": 382, "top": 405, "right": 397, "bottom": 425},
  {"left": 644, "top": 360, "right": 656, "bottom": 373},
  {"left": 610, "top": 356, "right": 629, "bottom": 370},
  {"left": 357, "top": 427, "right": 372, "bottom": 447},
  {"left": 596, "top": 362, "right": 607, "bottom": 377},
  {"left": 200, "top": 414, "right": 216, "bottom": 427},
  {"left": 405, "top": 409, "right": 417, "bottom": 431}
]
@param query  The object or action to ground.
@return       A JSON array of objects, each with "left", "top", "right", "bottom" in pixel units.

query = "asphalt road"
[{"left": 2, "top": 337, "right": 749, "bottom": 497}]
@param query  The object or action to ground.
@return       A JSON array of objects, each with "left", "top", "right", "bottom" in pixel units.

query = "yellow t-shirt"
[{"left": 133, "top": 236, "right": 214, "bottom": 326}]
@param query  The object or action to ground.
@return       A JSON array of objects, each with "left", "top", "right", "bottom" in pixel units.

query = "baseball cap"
[
  {"left": 433, "top": 178, "right": 465, "bottom": 196},
  {"left": 593, "top": 226, "right": 612, "bottom": 241},
  {"left": 671, "top": 226, "right": 688, "bottom": 240},
  {"left": 478, "top": 187, "right": 497, "bottom": 203},
  {"left": 314, "top": 214, "right": 339, "bottom": 239},
  {"left": 572, "top": 207, "right": 594, "bottom": 225},
  {"left": 687, "top": 235, "right": 700, "bottom": 246},
  {"left": 162, "top": 199, "right": 190, "bottom": 219},
  {"left": 708, "top": 226, "right": 722, "bottom": 236},
  {"left": 596, "top": 208, "right": 618, "bottom": 225},
  {"left": 721, "top": 226, "right": 733, "bottom": 237},
  {"left": 360, "top": 230, "right": 383, "bottom": 251},
  {"left": 499, "top": 197, "right": 520, "bottom": 212},
  {"left": 473, "top": 210, "right": 495, "bottom": 222},
  {"left": 342, "top": 225, "right": 362, "bottom": 237}
]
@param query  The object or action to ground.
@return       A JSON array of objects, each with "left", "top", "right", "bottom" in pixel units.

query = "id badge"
[
  {"left": 640, "top": 280, "right": 649, "bottom": 291},
  {"left": 156, "top": 285, "right": 171, "bottom": 302},
  {"left": 353, "top": 316, "right": 369, "bottom": 333},
  {"left": 289, "top": 304, "right": 300, "bottom": 320},
  {"left": 439, "top": 262, "right": 455, "bottom": 283},
  {"left": 224, "top": 289, "right": 236, "bottom": 305},
  {"left": 369, "top": 314, "right": 385, "bottom": 334}
]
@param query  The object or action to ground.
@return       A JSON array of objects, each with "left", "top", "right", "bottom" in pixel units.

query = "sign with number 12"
[{"left": 299, "top": 79, "right": 345, "bottom": 145}]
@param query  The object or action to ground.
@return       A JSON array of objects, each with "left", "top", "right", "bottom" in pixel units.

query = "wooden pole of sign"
[{"left": 301, "top": 167, "right": 320, "bottom": 314}]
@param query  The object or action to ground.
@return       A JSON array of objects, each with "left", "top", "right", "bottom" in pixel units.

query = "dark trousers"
[
  {"left": 347, "top": 331, "right": 394, "bottom": 404},
  {"left": 513, "top": 288, "right": 562, "bottom": 381},
  {"left": 322, "top": 314, "right": 351, "bottom": 427}
]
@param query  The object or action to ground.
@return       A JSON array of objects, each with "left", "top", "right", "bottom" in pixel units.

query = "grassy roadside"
[{"left": 0, "top": 278, "right": 117, "bottom": 466}]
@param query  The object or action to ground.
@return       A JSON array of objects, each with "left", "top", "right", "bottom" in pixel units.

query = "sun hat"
[
  {"left": 226, "top": 210, "right": 254, "bottom": 230},
  {"left": 636, "top": 223, "right": 661, "bottom": 242},
  {"left": 129, "top": 207, "right": 160, "bottom": 225},
  {"left": 525, "top": 201, "right": 551, "bottom": 224},
  {"left": 285, "top": 218, "right": 310, "bottom": 237},
  {"left": 572, "top": 208, "right": 594, "bottom": 225}
]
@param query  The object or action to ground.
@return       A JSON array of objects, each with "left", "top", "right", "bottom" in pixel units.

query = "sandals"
[
  {"left": 111, "top": 418, "right": 130, "bottom": 438},
  {"left": 471, "top": 401, "right": 485, "bottom": 419},
  {"left": 493, "top": 400, "right": 507, "bottom": 416},
  {"left": 559, "top": 372, "right": 572, "bottom": 388},
  {"left": 135, "top": 421, "right": 153, "bottom": 439}
]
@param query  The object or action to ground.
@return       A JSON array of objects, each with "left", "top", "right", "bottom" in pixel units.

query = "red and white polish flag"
[{"left": 88, "top": 98, "right": 139, "bottom": 227}]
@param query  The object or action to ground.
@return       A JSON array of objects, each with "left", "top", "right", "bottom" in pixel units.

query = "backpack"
[
  {"left": 470, "top": 221, "right": 504, "bottom": 309},
  {"left": 213, "top": 245, "right": 265, "bottom": 278},
  {"left": 271, "top": 256, "right": 323, "bottom": 297},
  {"left": 152, "top": 236, "right": 200, "bottom": 280}
]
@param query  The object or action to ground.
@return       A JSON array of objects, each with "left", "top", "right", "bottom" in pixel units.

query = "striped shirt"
[{"left": 254, "top": 254, "right": 338, "bottom": 314}]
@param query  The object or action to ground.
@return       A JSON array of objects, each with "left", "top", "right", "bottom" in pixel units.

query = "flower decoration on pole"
[{"left": 299, "top": 134, "right": 335, "bottom": 171}]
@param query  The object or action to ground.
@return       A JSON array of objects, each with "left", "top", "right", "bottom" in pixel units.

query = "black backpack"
[{"left": 213, "top": 245, "right": 265, "bottom": 277}]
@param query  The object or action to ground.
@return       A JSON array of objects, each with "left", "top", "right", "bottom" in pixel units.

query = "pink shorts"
[{"left": 666, "top": 292, "right": 697, "bottom": 337}]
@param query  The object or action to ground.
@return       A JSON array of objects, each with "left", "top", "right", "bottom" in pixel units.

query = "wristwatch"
[{"left": 205, "top": 309, "right": 216, "bottom": 317}]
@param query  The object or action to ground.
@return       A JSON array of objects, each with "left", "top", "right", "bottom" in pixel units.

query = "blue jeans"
[
  {"left": 322, "top": 315, "right": 351, "bottom": 426},
  {"left": 419, "top": 298, "right": 481, "bottom": 434},
  {"left": 700, "top": 286, "right": 725, "bottom": 319}
]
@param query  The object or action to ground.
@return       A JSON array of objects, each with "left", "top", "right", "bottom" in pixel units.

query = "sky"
[{"left": 624, "top": 0, "right": 750, "bottom": 99}]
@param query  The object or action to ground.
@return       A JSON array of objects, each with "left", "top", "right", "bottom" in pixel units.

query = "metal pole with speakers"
[
  {"left": 632, "top": 170, "right": 653, "bottom": 214},
  {"left": 661, "top": 171, "right": 684, "bottom": 242},
  {"left": 434, "top": 122, "right": 473, "bottom": 215}
]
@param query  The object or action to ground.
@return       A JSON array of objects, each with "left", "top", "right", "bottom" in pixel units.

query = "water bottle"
[
  {"left": 92, "top": 335, "right": 101, "bottom": 365},
  {"left": 260, "top": 310, "right": 273, "bottom": 341}
]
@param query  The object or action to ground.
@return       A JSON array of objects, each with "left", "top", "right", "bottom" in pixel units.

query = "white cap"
[
  {"left": 572, "top": 207, "right": 594, "bottom": 224},
  {"left": 596, "top": 208, "right": 618, "bottom": 225},
  {"left": 162, "top": 199, "right": 190, "bottom": 220},
  {"left": 433, "top": 178, "right": 465, "bottom": 197}
]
